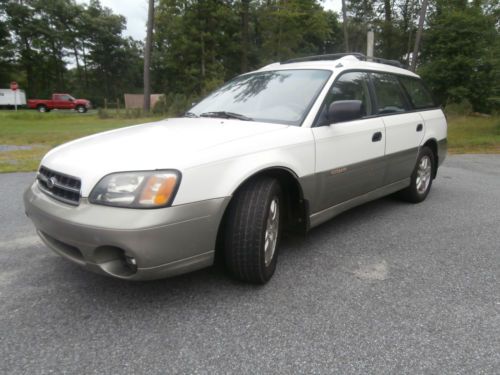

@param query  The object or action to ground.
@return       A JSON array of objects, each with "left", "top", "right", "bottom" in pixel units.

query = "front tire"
[
  {"left": 399, "top": 146, "right": 435, "bottom": 203},
  {"left": 224, "top": 177, "right": 282, "bottom": 284},
  {"left": 76, "top": 105, "right": 87, "bottom": 113}
]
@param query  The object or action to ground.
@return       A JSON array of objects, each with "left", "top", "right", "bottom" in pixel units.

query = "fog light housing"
[{"left": 125, "top": 255, "right": 137, "bottom": 271}]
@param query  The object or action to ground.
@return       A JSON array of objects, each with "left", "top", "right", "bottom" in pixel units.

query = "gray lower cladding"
[
  {"left": 301, "top": 147, "right": 419, "bottom": 215},
  {"left": 300, "top": 138, "right": 447, "bottom": 229},
  {"left": 24, "top": 182, "right": 231, "bottom": 280},
  {"left": 309, "top": 178, "right": 410, "bottom": 228}
]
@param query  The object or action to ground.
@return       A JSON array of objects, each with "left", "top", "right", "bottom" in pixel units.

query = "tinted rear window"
[{"left": 399, "top": 76, "right": 436, "bottom": 109}]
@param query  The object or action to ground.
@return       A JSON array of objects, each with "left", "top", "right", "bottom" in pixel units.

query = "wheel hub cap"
[
  {"left": 416, "top": 155, "right": 432, "bottom": 193},
  {"left": 264, "top": 198, "right": 279, "bottom": 267}
]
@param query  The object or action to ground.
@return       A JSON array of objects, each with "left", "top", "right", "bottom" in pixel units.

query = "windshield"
[{"left": 188, "top": 69, "right": 332, "bottom": 126}]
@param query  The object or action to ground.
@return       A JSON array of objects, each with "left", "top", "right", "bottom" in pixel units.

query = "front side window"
[
  {"left": 316, "top": 71, "right": 372, "bottom": 126},
  {"left": 399, "top": 76, "right": 436, "bottom": 109},
  {"left": 55, "top": 95, "right": 71, "bottom": 101},
  {"left": 188, "top": 69, "right": 332, "bottom": 126},
  {"left": 371, "top": 73, "right": 409, "bottom": 114}
]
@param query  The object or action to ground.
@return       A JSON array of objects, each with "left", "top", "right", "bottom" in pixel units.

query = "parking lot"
[{"left": 1, "top": 155, "right": 499, "bottom": 374}]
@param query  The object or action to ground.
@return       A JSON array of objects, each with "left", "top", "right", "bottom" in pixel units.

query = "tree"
[
  {"left": 341, "top": 0, "right": 349, "bottom": 51},
  {"left": 411, "top": 0, "right": 428, "bottom": 72},
  {"left": 0, "top": 7, "right": 14, "bottom": 86},
  {"left": 240, "top": 0, "right": 251, "bottom": 72},
  {"left": 144, "top": 0, "right": 155, "bottom": 111},
  {"left": 419, "top": 1, "right": 498, "bottom": 111}
]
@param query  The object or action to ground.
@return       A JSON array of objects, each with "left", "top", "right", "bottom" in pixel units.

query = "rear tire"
[
  {"left": 399, "top": 146, "right": 435, "bottom": 203},
  {"left": 37, "top": 105, "right": 48, "bottom": 113},
  {"left": 224, "top": 177, "right": 282, "bottom": 284}
]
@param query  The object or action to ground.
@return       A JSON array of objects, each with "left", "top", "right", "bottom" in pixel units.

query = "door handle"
[
  {"left": 416, "top": 123, "right": 423, "bottom": 132},
  {"left": 372, "top": 131, "right": 382, "bottom": 142}
]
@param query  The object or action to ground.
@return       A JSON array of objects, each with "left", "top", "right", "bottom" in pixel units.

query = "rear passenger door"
[
  {"left": 370, "top": 72, "right": 424, "bottom": 185},
  {"left": 311, "top": 71, "right": 386, "bottom": 213}
]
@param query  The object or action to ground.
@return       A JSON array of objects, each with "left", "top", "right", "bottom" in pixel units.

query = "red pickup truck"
[{"left": 27, "top": 93, "right": 92, "bottom": 113}]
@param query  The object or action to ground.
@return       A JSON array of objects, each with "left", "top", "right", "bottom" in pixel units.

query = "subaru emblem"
[{"left": 47, "top": 176, "right": 57, "bottom": 189}]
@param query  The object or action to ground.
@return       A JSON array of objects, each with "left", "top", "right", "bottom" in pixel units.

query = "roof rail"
[
  {"left": 282, "top": 53, "right": 365, "bottom": 64},
  {"left": 282, "top": 53, "right": 405, "bottom": 69}
]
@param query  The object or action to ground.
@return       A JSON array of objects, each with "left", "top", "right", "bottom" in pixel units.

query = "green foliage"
[
  {"left": 152, "top": 0, "right": 336, "bottom": 99},
  {"left": 444, "top": 100, "right": 473, "bottom": 116},
  {"left": 1, "top": 0, "right": 499, "bottom": 114},
  {"left": 419, "top": 1, "right": 498, "bottom": 112},
  {"left": 1, "top": 0, "right": 143, "bottom": 103},
  {"left": 97, "top": 108, "right": 112, "bottom": 119}
]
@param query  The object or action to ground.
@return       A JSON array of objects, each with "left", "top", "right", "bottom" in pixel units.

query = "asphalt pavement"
[{"left": 0, "top": 155, "right": 499, "bottom": 374}]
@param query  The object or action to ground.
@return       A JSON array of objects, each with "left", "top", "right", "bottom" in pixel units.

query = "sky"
[{"left": 77, "top": 0, "right": 343, "bottom": 41}]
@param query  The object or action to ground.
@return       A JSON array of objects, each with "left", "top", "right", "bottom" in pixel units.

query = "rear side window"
[
  {"left": 370, "top": 73, "right": 408, "bottom": 114},
  {"left": 399, "top": 76, "right": 436, "bottom": 109}
]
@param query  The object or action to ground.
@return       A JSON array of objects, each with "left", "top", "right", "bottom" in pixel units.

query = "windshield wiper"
[
  {"left": 183, "top": 111, "right": 199, "bottom": 118},
  {"left": 199, "top": 111, "right": 253, "bottom": 121}
]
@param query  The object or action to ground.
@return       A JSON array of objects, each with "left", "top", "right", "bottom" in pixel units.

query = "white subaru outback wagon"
[{"left": 24, "top": 54, "right": 447, "bottom": 284}]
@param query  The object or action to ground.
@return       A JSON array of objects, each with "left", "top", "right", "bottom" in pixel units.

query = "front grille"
[{"left": 37, "top": 166, "right": 81, "bottom": 205}]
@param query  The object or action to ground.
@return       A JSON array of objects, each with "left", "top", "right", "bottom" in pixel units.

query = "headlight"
[{"left": 89, "top": 170, "right": 181, "bottom": 208}]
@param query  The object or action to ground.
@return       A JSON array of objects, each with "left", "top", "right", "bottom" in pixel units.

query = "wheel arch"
[
  {"left": 423, "top": 137, "right": 438, "bottom": 178},
  {"left": 216, "top": 166, "right": 309, "bottom": 247}
]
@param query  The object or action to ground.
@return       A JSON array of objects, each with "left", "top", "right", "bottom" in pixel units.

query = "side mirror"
[{"left": 328, "top": 100, "right": 363, "bottom": 124}]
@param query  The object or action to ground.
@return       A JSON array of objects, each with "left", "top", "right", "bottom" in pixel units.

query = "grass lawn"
[
  {"left": 0, "top": 110, "right": 163, "bottom": 172},
  {"left": 0, "top": 110, "right": 498, "bottom": 173},
  {"left": 447, "top": 115, "right": 500, "bottom": 154}
]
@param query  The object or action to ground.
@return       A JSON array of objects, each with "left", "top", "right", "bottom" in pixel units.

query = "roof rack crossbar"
[{"left": 281, "top": 53, "right": 405, "bottom": 69}]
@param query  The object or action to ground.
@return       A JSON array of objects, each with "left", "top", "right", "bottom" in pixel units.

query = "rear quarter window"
[{"left": 399, "top": 76, "right": 436, "bottom": 109}]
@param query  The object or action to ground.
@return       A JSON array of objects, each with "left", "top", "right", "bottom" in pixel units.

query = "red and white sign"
[{"left": 10, "top": 81, "right": 18, "bottom": 91}]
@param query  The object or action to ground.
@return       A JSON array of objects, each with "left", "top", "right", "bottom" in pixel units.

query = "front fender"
[{"left": 173, "top": 131, "right": 315, "bottom": 205}]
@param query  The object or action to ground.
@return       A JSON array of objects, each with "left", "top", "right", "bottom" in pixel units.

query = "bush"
[
  {"left": 444, "top": 100, "right": 473, "bottom": 116},
  {"left": 152, "top": 95, "right": 168, "bottom": 115},
  {"left": 97, "top": 108, "right": 112, "bottom": 119},
  {"left": 123, "top": 108, "right": 144, "bottom": 119},
  {"left": 159, "top": 93, "right": 198, "bottom": 117}
]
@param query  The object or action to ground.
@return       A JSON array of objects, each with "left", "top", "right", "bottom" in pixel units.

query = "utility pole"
[
  {"left": 341, "top": 0, "right": 349, "bottom": 52},
  {"left": 367, "top": 25, "right": 374, "bottom": 58},
  {"left": 143, "top": 0, "right": 155, "bottom": 112},
  {"left": 411, "top": 0, "right": 428, "bottom": 72}
]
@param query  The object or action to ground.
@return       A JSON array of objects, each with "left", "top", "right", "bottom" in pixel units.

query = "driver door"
[
  {"left": 311, "top": 71, "right": 386, "bottom": 213},
  {"left": 53, "top": 94, "right": 73, "bottom": 109}
]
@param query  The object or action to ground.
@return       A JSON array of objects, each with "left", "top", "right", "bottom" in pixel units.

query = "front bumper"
[{"left": 24, "top": 182, "right": 230, "bottom": 280}]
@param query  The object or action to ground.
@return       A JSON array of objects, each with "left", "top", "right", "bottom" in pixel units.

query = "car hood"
[{"left": 41, "top": 117, "right": 288, "bottom": 196}]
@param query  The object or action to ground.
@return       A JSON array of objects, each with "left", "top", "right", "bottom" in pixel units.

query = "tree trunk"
[
  {"left": 143, "top": 0, "right": 155, "bottom": 112},
  {"left": 200, "top": 32, "right": 206, "bottom": 79},
  {"left": 341, "top": 0, "right": 349, "bottom": 52},
  {"left": 81, "top": 42, "right": 89, "bottom": 89},
  {"left": 383, "top": 0, "right": 393, "bottom": 58},
  {"left": 240, "top": 0, "right": 250, "bottom": 73},
  {"left": 404, "top": 0, "right": 415, "bottom": 66},
  {"left": 276, "top": 1, "right": 284, "bottom": 59},
  {"left": 411, "top": 0, "right": 428, "bottom": 72},
  {"left": 73, "top": 45, "right": 82, "bottom": 89}
]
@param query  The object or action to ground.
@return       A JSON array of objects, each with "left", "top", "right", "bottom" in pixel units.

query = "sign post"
[{"left": 10, "top": 81, "right": 18, "bottom": 111}]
